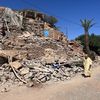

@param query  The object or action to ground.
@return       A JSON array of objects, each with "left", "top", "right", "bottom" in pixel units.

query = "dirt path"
[{"left": 0, "top": 65, "right": 100, "bottom": 100}]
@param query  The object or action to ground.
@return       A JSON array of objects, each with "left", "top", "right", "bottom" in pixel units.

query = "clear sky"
[{"left": 0, "top": 0, "right": 100, "bottom": 39}]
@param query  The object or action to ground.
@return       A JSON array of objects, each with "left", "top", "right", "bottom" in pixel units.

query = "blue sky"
[{"left": 0, "top": 0, "right": 100, "bottom": 39}]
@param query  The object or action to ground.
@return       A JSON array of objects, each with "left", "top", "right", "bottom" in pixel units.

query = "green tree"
[
  {"left": 80, "top": 19, "right": 95, "bottom": 54},
  {"left": 49, "top": 16, "right": 58, "bottom": 26},
  {"left": 75, "top": 34, "right": 100, "bottom": 55}
]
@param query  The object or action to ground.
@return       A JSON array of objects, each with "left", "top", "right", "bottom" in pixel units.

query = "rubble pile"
[{"left": 0, "top": 7, "right": 86, "bottom": 92}]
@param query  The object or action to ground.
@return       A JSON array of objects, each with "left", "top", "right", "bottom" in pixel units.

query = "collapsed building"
[
  {"left": 0, "top": 7, "right": 87, "bottom": 92},
  {"left": 0, "top": 7, "right": 67, "bottom": 41}
]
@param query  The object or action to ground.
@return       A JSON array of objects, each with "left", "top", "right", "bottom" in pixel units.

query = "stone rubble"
[{"left": 0, "top": 7, "right": 98, "bottom": 93}]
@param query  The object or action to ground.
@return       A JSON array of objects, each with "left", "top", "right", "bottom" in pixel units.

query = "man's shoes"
[
  {"left": 84, "top": 75, "right": 91, "bottom": 78},
  {"left": 82, "top": 74, "right": 91, "bottom": 78}
]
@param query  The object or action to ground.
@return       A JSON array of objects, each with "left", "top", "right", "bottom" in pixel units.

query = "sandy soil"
[{"left": 0, "top": 65, "right": 100, "bottom": 100}]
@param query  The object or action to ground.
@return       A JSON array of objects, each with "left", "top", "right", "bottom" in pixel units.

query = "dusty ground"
[{"left": 0, "top": 65, "right": 100, "bottom": 100}]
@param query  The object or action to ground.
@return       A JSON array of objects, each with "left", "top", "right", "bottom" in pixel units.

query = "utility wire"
[{"left": 20, "top": 0, "right": 80, "bottom": 26}]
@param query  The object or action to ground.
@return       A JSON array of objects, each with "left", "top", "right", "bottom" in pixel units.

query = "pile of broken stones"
[
  {"left": 0, "top": 40, "right": 85, "bottom": 93},
  {"left": 0, "top": 7, "right": 86, "bottom": 93}
]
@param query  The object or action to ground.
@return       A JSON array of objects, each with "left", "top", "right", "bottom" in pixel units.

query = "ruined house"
[
  {"left": 0, "top": 7, "right": 87, "bottom": 91},
  {"left": 0, "top": 7, "right": 68, "bottom": 43},
  {"left": 18, "top": 9, "right": 68, "bottom": 42}
]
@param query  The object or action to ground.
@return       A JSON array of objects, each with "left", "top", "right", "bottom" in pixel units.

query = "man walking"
[{"left": 83, "top": 55, "right": 93, "bottom": 77}]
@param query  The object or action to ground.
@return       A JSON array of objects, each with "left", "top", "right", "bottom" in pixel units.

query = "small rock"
[
  {"left": 20, "top": 67, "right": 29, "bottom": 75},
  {"left": 40, "top": 77, "right": 46, "bottom": 83},
  {"left": 9, "top": 61, "right": 22, "bottom": 69},
  {"left": 24, "top": 72, "right": 33, "bottom": 79}
]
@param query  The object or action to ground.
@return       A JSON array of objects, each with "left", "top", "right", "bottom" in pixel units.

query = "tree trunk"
[{"left": 85, "top": 31, "right": 90, "bottom": 54}]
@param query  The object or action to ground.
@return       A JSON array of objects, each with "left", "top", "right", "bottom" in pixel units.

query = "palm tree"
[{"left": 80, "top": 19, "right": 95, "bottom": 54}]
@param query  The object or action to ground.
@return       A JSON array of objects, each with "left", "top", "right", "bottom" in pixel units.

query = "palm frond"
[{"left": 80, "top": 18, "right": 95, "bottom": 31}]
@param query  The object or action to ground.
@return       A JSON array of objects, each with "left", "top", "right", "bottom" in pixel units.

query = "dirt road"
[{"left": 0, "top": 65, "right": 100, "bottom": 100}]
